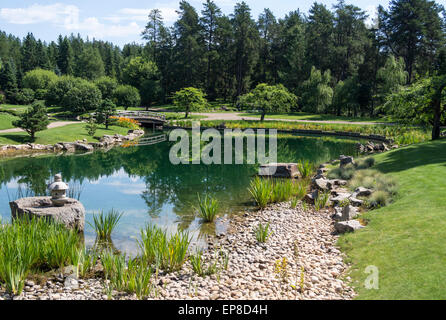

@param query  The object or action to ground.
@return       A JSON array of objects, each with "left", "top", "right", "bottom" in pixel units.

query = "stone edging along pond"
[{"left": 0, "top": 130, "right": 145, "bottom": 158}]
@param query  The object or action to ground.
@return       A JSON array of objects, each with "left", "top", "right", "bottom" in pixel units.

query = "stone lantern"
[{"left": 48, "top": 174, "right": 69, "bottom": 207}]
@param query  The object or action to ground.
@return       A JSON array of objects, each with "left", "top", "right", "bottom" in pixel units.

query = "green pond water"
[{"left": 0, "top": 131, "right": 360, "bottom": 255}]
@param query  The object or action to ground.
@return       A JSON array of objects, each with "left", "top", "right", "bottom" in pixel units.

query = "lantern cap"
[{"left": 48, "top": 174, "right": 69, "bottom": 192}]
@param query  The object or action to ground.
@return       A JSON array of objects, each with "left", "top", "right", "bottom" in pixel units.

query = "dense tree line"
[{"left": 0, "top": 0, "right": 445, "bottom": 120}]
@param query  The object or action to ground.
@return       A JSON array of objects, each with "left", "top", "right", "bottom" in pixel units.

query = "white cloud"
[
  {"left": 0, "top": 3, "right": 79, "bottom": 25},
  {"left": 0, "top": 3, "right": 144, "bottom": 40}
]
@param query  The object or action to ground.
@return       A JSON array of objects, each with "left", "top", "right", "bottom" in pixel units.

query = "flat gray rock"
[{"left": 10, "top": 196, "right": 85, "bottom": 231}]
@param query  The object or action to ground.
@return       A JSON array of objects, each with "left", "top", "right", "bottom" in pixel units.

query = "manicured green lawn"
[
  {"left": 0, "top": 104, "right": 30, "bottom": 114},
  {"left": 0, "top": 112, "right": 19, "bottom": 130},
  {"left": 238, "top": 112, "right": 391, "bottom": 123},
  {"left": 338, "top": 138, "right": 446, "bottom": 299},
  {"left": 0, "top": 123, "right": 130, "bottom": 145}
]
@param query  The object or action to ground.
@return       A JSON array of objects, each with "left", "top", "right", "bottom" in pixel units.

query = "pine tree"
[
  {"left": 232, "top": 2, "right": 259, "bottom": 98},
  {"left": 0, "top": 58, "right": 18, "bottom": 93},
  {"left": 20, "top": 33, "right": 38, "bottom": 73},
  {"left": 378, "top": 0, "right": 445, "bottom": 82},
  {"left": 57, "top": 36, "right": 74, "bottom": 75},
  {"left": 200, "top": 0, "right": 222, "bottom": 99},
  {"left": 12, "top": 101, "right": 50, "bottom": 141}
]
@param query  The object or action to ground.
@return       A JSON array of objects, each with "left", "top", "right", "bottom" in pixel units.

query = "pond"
[{"left": 0, "top": 131, "right": 360, "bottom": 255}]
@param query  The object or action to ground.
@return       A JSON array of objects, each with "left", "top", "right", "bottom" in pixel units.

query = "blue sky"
[{"left": 0, "top": 0, "right": 389, "bottom": 46}]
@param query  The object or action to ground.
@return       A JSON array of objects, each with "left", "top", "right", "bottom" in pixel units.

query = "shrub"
[
  {"left": 195, "top": 194, "right": 219, "bottom": 222},
  {"left": 113, "top": 85, "right": 141, "bottom": 110},
  {"left": 0, "top": 92, "right": 5, "bottom": 104},
  {"left": 23, "top": 69, "right": 58, "bottom": 91},
  {"left": 95, "top": 76, "right": 118, "bottom": 100},
  {"left": 85, "top": 117, "right": 98, "bottom": 136},
  {"left": 46, "top": 76, "right": 102, "bottom": 114},
  {"left": 109, "top": 116, "right": 141, "bottom": 130},
  {"left": 255, "top": 222, "right": 272, "bottom": 243},
  {"left": 14, "top": 88, "right": 35, "bottom": 105}
]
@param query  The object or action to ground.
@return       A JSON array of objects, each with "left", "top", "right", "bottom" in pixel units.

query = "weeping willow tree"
[
  {"left": 299, "top": 66, "right": 333, "bottom": 113},
  {"left": 376, "top": 55, "right": 408, "bottom": 104}
]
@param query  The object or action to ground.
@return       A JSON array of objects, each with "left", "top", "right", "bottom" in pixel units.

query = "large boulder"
[
  {"left": 334, "top": 220, "right": 364, "bottom": 234},
  {"left": 73, "top": 143, "right": 94, "bottom": 152},
  {"left": 10, "top": 197, "right": 85, "bottom": 231},
  {"left": 258, "top": 163, "right": 299, "bottom": 178}
]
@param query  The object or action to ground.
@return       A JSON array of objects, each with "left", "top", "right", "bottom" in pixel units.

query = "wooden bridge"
[
  {"left": 135, "top": 133, "right": 167, "bottom": 146},
  {"left": 117, "top": 111, "right": 167, "bottom": 128}
]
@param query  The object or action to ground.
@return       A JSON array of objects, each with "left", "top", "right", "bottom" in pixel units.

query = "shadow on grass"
[
  {"left": 374, "top": 138, "right": 446, "bottom": 174},
  {"left": 0, "top": 133, "right": 32, "bottom": 144}
]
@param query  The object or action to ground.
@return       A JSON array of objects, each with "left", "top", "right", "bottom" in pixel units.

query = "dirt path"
[{"left": 0, "top": 121, "right": 80, "bottom": 134}]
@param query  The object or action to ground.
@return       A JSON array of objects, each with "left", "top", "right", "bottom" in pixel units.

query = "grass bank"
[
  {"left": 0, "top": 113, "right": 19, "bottom": 130},
  {"left": 338, "top": 138, "right": 446, "bottom": 299},
  {"left": 172, "top": 119, "right": 431, "bottom": 145},
  {"left": 0, "top": 123, "right": 129, "bottom": 145},
  {"left": 238, "top": 112, "right": 391, "bottom": 123}
]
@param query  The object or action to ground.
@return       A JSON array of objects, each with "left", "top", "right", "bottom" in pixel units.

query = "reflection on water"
[{"left": 0, "top": 132, "right": 360, "bottom": 255}]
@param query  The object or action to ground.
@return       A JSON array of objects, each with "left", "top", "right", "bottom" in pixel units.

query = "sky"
[{"left": 0, "top": 0, "right": 391, "bottom": 47}]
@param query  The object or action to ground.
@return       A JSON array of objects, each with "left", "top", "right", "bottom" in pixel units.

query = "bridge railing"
[{"left": 117, "top": 110, "right": 166, "bottom": 121}]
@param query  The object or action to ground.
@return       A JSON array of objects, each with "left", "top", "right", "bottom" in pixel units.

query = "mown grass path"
[{"left": 339, "top": 139, "right": 446, "bottom": 299}]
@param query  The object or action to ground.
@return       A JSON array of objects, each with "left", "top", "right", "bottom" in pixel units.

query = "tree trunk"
[
  {"left": 432, "top": 98, "right": 441, "bottom": 140},
  {"left": 261, "top": 111, "right": 266, "bottom": 122},
  {"left": 185, "top": 110, "right": 189, "bottom": 119}
]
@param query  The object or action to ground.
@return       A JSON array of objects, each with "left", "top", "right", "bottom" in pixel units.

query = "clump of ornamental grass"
[
  {"left": 314, "top": 191, "right": 331, "bottom": 211},
  {"left": 0, "top": 217, "right": 82, "bottom": 295},
  {"left": 327, "top": 164, "right": 355, "bottom": 180},
  {"left": 355, "top": 157, "right": 375, "bottom": 170},
  {"left": 293, "top": 179, "right": 310, "bottom": 200},
  {"left": 254, "top": 222, "right": 273, "bottom": 243},
  {"left": 290, "top": 197, "right": 300, "bottom": 209},
  {"left": 101, "top": 251, "right": 153, "bottom": 299},
  {"left": 369, "top": 190, "right": 391, "bottom": 209},
  {"left": 89, "top": 209, "right": 123, "bottom": 240},
  {"left": 297, "top": 160, "right": 314, "bottom": 178},
  {"left": 138, "top": 224, "right": 191, "bottom": 272},
  {"left": 195, "top": 194, "right": 219, "bottom": 223},
  {"left": 248, "top": 177, "right": 273, "bottom": 209},
  {"left": 189, "top": 251, "right": 219, "bottom": 277},
  {"left": 271, "top": 179, "right": 294, "bottom": 203}
]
